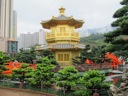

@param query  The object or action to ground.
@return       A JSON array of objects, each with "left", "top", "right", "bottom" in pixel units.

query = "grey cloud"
[{"left": 14, "top": 0, "right": 122, "bottom": 35}]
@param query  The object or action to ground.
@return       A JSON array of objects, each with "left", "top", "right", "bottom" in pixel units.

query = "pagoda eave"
[{"left": 41, "top": 19, "right": 84, "bottom": 29}]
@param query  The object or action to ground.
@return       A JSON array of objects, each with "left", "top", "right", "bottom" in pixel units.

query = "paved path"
[{"left": 0, "top": 87, "right": 56, "bottom": 96}]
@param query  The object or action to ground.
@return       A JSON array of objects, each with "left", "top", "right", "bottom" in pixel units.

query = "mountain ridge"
[{"left": 79, "top": 25, "right": 117, "bottom": 37}]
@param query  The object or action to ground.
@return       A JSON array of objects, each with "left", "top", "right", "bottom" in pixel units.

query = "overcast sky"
[{"left": 14, "top": 0, "right": 122, "bottom": 35}]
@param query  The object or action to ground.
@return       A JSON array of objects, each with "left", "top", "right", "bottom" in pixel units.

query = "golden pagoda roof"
[{"left": 41, "top": 7, "right": 84, "bottom": 29}]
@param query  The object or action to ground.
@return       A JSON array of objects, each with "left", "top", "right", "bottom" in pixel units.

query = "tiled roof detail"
[
  {"left": 36, "top": 43, "right": 85, "bottom": 50},
  {"left": 54, "top": 15, "right": 71, "bottom": 20},
  {"left": 76, "top": 44, "right": 85, "bottom": 49},
  {"left": 53, "top": 44, "right": 74, "bottom": 49}
]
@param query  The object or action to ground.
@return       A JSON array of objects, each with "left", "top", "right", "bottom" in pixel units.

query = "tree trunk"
[
  {"left": 41, "top": 80, "right": 43, "bottom": 90},
  {"left": 93, "top": 89, "right": 99, "bottom": 96},
  {"left": 3, "top": 78, "right": 5, "bottom": 86},
  {"left": 66, "top": 86, "right": 71, "bottom": 93},
  {"left": 63, "top": 86, "right": 65, "bottom": 95},
  {"left": 19, "top": 81, "right": 24, "bottom": 89}
]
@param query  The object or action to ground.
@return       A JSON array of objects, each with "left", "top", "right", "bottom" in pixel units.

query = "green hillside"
[
  {"left": 80, "top": 33, "right": 105, "bottom": 46},
  {"left": 80, "top": 34, "right": 128, "bottom": 47}
]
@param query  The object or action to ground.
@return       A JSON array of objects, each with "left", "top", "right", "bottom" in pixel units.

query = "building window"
[
  {"left": 64, "top": 54, "right": 69, "bottom": 61},
  {"left": 60, "top": 27, "right": 65, "bottom": 32},
  {"left": 58, "top": 54, "right": 63, "bottom": 61},
  {"left": 58, "top": 53, "right": 69, "bottom": 61}
]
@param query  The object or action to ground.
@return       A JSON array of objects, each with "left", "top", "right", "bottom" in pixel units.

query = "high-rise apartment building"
[
  {"left": 13, "top": 10, "right": 17, "bottom": 40},
  {"left": 0, "top": 0, "right": 17, "bottom": 53},
  {"left": 0, "top": 0, "right": 14, "bottom": 39},
  {"left": 18, "top": 29, "right": 46, "bottom": 50}
]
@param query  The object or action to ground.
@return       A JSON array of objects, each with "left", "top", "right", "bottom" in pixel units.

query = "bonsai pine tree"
[
  {"left": 0, "top": 51, "right": 10, "bottom": 79},
  {"left": 72, "top": 45, "right": 93, "bottom": 64},
  {"left": 12, "top": 63, "right": 34, "bottom": 88},
  {"left": 15, "top": 47, "right": 37, "bottom": 64},
  {"left": 28, "top": 57, "right": 55, "bottom": 90},
  {"left": 56, "top": 66, "right": 79, "bottom": 94},
  {"left": 92, "top": 45, "right": 111, "bottom": 65},
  {"left": 39, "top": 49, "right": 54, "bottom": 59},
  {"left": 104, "top": 0, "right": 128, "bottom": 59},
  {"left": 79, "top": 70, "right": 110, "bottom": 95},
  {"left": 37, "top": 49, "right": 58, "bottom": 65},
  {"left": 72, "top": 45, "right": 110, "bottom": 66}
]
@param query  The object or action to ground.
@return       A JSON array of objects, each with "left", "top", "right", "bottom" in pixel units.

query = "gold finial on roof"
[
  {"left": 59, "top": 6, "right": 65, "bottom": 15},
  {"left": 70, "top": 16, "right": 73, "bottom": 19},
  {"left": 52, "top": 16, "right": 55, "bottom": 19}
]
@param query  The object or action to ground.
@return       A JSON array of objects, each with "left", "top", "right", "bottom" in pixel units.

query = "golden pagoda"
[{"left": 37, "top": 7, "right": 85, "bottom": 66}]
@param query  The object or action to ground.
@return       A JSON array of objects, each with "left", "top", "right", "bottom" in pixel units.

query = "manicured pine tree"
[
  {"left": 77, "top": 70, "right": 110, "bottom": 96},
  {"left": 12, "top": 63, "right": 34, "bottom": 88},
  {"left": 28, "top": 57, "right": 55, "bottom": 90},
  {"left": 56, "top": 66, "right": 79, "bottom": 94},
  {"left": 72, "top": 45, "right": 110, "bottom": 65},
  {"left": 104, "top": 0, "right": 128, "bottom": 59},
  {"left": 37, "top": 49, "right": 58, "bottom": 65},
  {"left": 0, "top": 51, "right": 10, "bottom": 79},
  {"left": 15, "top": 47, "right": 37, "bottom": 64},
  {"left": 72, "top": 45, "right": 93, "bottom": 64}
]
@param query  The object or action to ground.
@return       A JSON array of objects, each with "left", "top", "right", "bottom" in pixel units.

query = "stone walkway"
[{"left": 0, "top": 87, "right": 56, "bottom": 96}]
